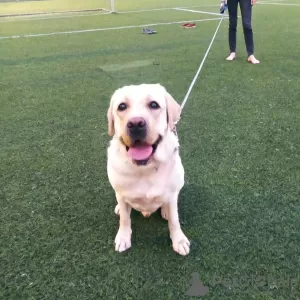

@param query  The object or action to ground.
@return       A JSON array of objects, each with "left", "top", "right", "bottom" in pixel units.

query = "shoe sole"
[{"left": 182, "top": 25, "right": 196, "bottom": 28}]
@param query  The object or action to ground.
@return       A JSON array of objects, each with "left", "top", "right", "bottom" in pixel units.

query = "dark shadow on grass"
[{"left": 123, "top": 183, "right": 213, "bottom": 249}]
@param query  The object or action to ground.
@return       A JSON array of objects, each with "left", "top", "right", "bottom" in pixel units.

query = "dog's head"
[{"left": 107, "top": 84, "right": 181, "bottom": 165}]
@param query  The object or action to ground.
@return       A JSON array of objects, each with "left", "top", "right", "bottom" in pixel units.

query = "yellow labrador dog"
[{"left": 106, "top": 83, "right": 190, "bottom": 256}]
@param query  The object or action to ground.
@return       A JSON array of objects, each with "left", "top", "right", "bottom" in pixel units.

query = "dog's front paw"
[
  {"left": 171, "top": 231, "right": 190, "bottom": 256},
  {"left": 115, "top": 228, "right": 132, "bottom": 252}
]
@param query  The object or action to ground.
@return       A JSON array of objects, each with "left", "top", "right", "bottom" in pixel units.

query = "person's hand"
[
  {"left": 251, "top": 0, "right": 257, "bottom": 5},
  {"left": 220, "top": 0, "right": 227, "bottom": 14}
]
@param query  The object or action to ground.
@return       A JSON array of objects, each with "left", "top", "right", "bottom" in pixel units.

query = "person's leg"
[
  {"left": 227, "top": 0, "right": 239, "bottom": 60},
  {"left": 239, "top": 0, "right": 260, "bottom": 63}
]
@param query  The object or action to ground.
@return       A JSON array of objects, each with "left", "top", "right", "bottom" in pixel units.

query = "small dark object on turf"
[{"left": 143, "top": 28, "right": 157, "bottom": 34}]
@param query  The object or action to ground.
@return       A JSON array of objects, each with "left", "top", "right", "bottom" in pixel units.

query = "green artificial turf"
[
  {"left": 0, "top": 0, "right": 212, "bottom": 15},
  {"left": 1, "top": 0, "right": 300, "bottom": 299}
]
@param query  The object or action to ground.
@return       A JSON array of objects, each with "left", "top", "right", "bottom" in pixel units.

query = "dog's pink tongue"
[{"left": 127, "top": 145, "right": 152, "bottom": 160}]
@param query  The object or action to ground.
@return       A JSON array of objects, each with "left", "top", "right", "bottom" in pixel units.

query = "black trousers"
[{"left": 227, "top": 0, "right": 254, "bottom": 56}]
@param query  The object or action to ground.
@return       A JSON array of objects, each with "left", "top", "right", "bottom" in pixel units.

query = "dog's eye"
[
  {"left": 118, "top": 103, "right": 127, "bottom": 111},
  {"left": 149, "top": 101, "right": 160, "bottom": 109}
]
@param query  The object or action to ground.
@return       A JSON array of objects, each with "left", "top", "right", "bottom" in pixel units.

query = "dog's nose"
[
  {"left": 127, "top": 117, "right": 146, "bottom": 129},
  {"left": 127, "top": 117, "right": 147, "bottom": 139}
]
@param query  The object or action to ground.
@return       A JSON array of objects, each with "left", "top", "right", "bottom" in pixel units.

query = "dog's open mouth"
[{"left": 125, "top": 136, "right": 162, "bottom": 166}]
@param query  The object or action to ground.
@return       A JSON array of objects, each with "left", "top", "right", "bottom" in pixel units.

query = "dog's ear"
[
  {"left": 107, "top": 96, "right": 115, "bottom": 136},
  {"left": 165, "top": 90, "right": 181, "bottom": 131}
]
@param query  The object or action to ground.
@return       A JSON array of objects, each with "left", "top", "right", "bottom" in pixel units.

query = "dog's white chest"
[
  {"left": 128, "top": 195, "right": 165, "bottom": 213},
  {"left": 112, "top": 171, "right": 171, "bottom": 213},
  {"left": 107, "top": 138, "right": 184, "bottom": 214},
  {"left": 117, "top": 175, "right": 165, "bottom": 197}
]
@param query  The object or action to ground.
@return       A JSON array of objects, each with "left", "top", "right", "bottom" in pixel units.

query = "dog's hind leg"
[
  {"left": 114, "top": 203, "right": 120, "bottom": 215},
  {"left": 161, "top": 204, "right": 169, "bottom": 220}
]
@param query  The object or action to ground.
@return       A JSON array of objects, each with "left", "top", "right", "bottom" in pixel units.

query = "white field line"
[
  {"left": 0, "top": 5, "right": 220, "bottom": 22},
  {"left": 257, "top": 2, "right": 300, "bottom": 5},
  {"left": 0, "top": 7, "right": 171, "bottom": 20},
  {"left": 256, "top": 0, "right": 286, "bottom": 2},
  {"left": 173, "top": 8, "right": 224, "bottom": 17},
  {"left": 0, "top": 8, "right": 109, "bottom": 18},
  {"left": 116, "top": 5, "right": 219, "bottom": 14},
  {"left": 0, "top": 12, "right": 111, "bottom": 22},
  {"left": 0, "top": 0, "right": 291, "bottom": 22},
  {"left": 0, "top": 17, "right": 226, "bottom": 40}
]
